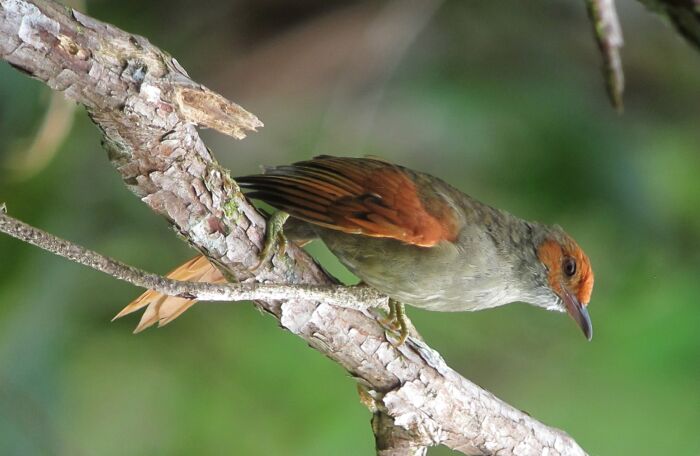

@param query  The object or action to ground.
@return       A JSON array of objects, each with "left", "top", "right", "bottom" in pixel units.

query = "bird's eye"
[{"left": 563, "top": 257, "right": 577, "bottom": 277}]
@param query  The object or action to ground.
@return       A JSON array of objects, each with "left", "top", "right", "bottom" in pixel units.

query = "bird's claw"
[
  {"left": 379, "top": 299, "right": 409, "bottom": 346},
  {"left": 252, "top": 211, "right": 290, "bottom": 271},
  {"left": 378, "top": 306, "right": 399, "bottom": 331}
]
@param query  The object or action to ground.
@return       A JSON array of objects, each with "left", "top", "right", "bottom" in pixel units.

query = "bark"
[{"left": 0, "top": 1, "right": 596, "bottom": 454}]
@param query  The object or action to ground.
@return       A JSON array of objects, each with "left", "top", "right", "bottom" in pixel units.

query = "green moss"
[{"left": 223, "top": 199, "right": 240, "bottom": 220}]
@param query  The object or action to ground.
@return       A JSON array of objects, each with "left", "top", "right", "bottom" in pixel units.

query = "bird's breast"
[{"left": 318, "top": 225, "right": 523, "bottom": 312}]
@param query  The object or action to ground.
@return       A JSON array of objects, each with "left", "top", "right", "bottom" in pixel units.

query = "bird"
[{"left": 115, "top": 155, "right": 594, "bottom": 343}]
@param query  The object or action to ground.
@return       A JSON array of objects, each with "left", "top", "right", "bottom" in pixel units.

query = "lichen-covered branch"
[{"left": 0, "top": 1, "right": 588, "bottom": 454}]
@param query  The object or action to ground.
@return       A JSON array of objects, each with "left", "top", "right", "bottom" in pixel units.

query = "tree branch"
[
  {"left": 0, "top": 207, "right": 387, "bottom": 311},
  {"left": 0, "top": 1, "right": 589, "bottom": 454},
  {"left": 584, "top": 0, "right": 625, "bottom": 112},
  {"left": 584, "top": 0, "right": 700, "bottom": 111},
  {"left": 637, "top": 0, "right": 700, "bottom": 50}
]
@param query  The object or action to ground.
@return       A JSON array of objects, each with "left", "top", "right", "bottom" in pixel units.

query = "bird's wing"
[
  {"left": 237, "top": 156, "right": 459, "bottom": 247},
  {"left": 113, "top": 255, "right": 224, "bottom": 332}
]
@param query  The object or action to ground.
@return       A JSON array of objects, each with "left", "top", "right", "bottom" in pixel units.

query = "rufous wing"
[
  {"left": 113, "top": 255, "right": 225, "bottom": 333},
  {"left": 237, "top": 156, "right": 459, "bottom": 247}
]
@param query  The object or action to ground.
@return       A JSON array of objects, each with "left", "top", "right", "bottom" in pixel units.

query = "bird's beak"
[{"left": 562, "top": 287, "right": 592, "bottom": 341}]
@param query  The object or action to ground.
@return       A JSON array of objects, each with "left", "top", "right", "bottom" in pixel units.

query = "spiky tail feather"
[{"left": 113, "top": 255, "right": 224, "bottom": 333}]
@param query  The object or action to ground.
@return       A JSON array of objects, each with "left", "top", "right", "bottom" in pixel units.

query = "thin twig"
[
  {"left": 0, "top": 207, "right": 386, "bottom": 311},
  {"left": 585, "top": 0, "right": 625, "bottom": 112}
]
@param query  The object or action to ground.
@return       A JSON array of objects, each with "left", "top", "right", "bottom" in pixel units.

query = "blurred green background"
[{"left": 1, "top": 0, "right": 699, "bottom": 455}]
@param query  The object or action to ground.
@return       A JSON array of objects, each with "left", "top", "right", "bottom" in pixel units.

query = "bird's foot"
[
  {"left": 252, "top": 210, "right": 290, "bottom": 271},
  {"left": 379, "top": 299, "right": 399, "bottom": 330},
  {"left": 379, "top": 299, "right": 409, "bottom": 346}
]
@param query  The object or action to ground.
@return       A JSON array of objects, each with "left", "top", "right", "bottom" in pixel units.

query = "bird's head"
[{"left": 535, "top": 227, "right": 595, "bottom": 340}]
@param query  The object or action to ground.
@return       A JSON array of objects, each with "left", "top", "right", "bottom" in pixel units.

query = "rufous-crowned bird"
[{"left": 115, "top": 155, "right": 594, "bottom": 343}]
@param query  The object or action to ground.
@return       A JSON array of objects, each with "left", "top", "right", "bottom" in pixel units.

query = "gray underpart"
[{"left": 287, "top": 217, "right": 559, "bottom": 314}]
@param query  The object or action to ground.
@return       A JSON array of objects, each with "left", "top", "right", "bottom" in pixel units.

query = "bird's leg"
[
  {"left": 393, "top": 300, "right": 409, "bottom": 346},
  {"left": 379, "top": 300, "right": 398, "bottom": 329},
  {"left": 379, "top": 298, "right": 409, "bottom": 346},
  {"left": 252, "top": 211, "right": 290, "bottom": 271}
]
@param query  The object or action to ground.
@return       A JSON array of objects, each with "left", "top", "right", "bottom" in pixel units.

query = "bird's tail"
[{"left": 113, "top": 255, "right": 225, "bottom": 333}]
